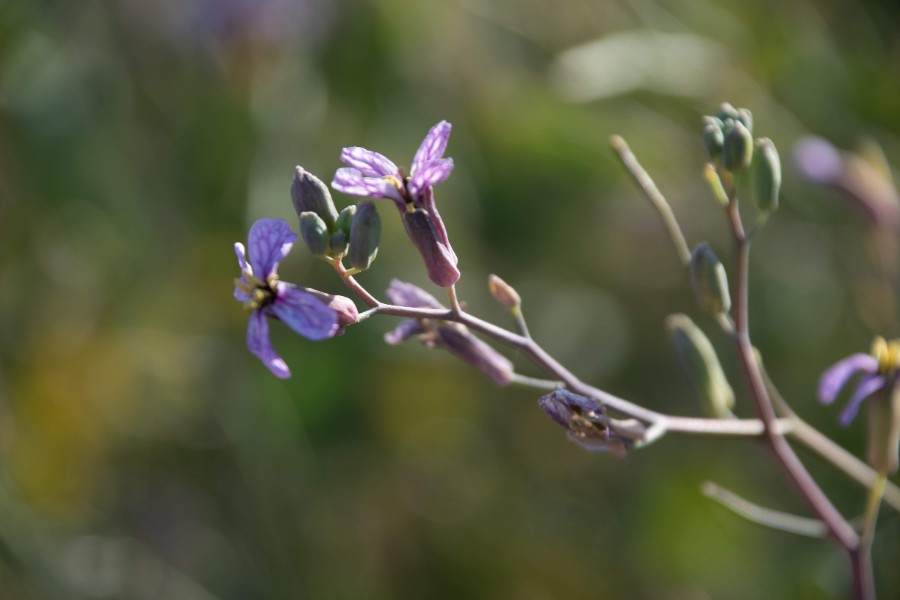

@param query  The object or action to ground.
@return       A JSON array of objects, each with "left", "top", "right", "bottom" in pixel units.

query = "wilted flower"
[
  {"left": 383, "top": 280, "right": 513, "bottom": 385},
  {"left": 332, "top": 122, "right": 459, "bottom": 287},
  {"left": 538, "top": 389, "right": 645, "bottom": 456},
  {"left": 819, "top": 337, "right": 900, "bottom": 473},
  {"left": 234, "top": 218, "right": 356, "bottom": 378}
]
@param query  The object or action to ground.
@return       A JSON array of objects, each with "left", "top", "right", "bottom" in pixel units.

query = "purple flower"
[
  {"left": 332, "top": 121, "right": 460, "bottom": 287},
  {"left": 538, "top": 390, "right": 644, "bottom": 456},
  {"left": 383, "top": 280, "right": 513, "bottom": 385},
  {"left": 234, "top": 218, "right": 349, "bottom": 379},
  {"left": 818, "top": 337, "right": 899, "bottom": 426}
]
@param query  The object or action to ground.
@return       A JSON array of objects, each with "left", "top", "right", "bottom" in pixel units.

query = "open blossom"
[
  {"left": 384, "top": 280, "right": 513, "bottom": 385},
  {"left": 332, "top": 121, "right": 459, "bottom": 287},
  {"left": 818, "top": 336, "right": 900, "bottom": 473},
  {"left": 234, "top": 218, "right": 356, "bottom": 379}
]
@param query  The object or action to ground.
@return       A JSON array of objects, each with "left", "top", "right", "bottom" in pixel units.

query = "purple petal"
[
  {"left": 818, "top": 353, "right": 878, "bottom": 404},
  {"left": 794, "top": 137, "right": 842, "bottom": 185},
  {"left": 384, "top": 319, "right": 424, "bottom": 345},
  {"left": 340, "top": 147, "right": 398, "bottom": 178},
  {"left": 385, "top": 279, "right": 445, "bottom": 309},
  {"left": 839, "top": 374, "right": 886, "bottom": 426},
  {"left": 411, "top": 121, "right": 451, "bottom": 175},
  {"left": 272, "top": 284, "right": 339, "bottom": 341},
  {"left": 332, "top": 168, "right": 405, "bottom": 205},
  {"left": 247, "top": 219, "right": 297, "bottom": 279},
  {"left": 234, "top": 242, "right": 250, "bottom": 273},
  {"left": 538, "top": 390, "right": 603, "bottom": 428},
  {"left": 247, "top": 311, "right": 290, "bottom": 379},
  {"left": 409, "top": 158, "right": 454, "bottom": 199}
]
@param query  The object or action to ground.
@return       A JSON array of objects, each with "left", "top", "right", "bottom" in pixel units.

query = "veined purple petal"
[
  {"left": 411, "top": 121, "right": 451, "bottom": 175},
  {"left": 340, "top": 147, "right": 399, "bottom": 178},
  {"left": 332, "top": 168, "right": 405, "bottom": 205},
  {"left": 818, "top": 353, "right": 878, "bottom": 404},
  {"left": 233, "top": 242, "right": 252, "bottom": 301},
  {"left": 248, "top": 218, "right": 297, "bottom": 279},
  {"left": 384, "top": 319, "right": 424, "bottom": 345},
  {"left": 409, "top": 158, "right": 454, "bottom": 199},
  {"left": 839, "top": 374, "right": 886, "bottom": 426},
  {"left": 272, "top": 284, "right": 339, "bottom": 341},
  {"left": 386, "top": 279, "right": 445, "bottom": 309},
  {"left": 247, "top": 310, "right": 290, "bottom": 379}
]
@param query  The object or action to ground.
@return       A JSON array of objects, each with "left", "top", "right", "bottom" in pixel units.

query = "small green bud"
[
  {"left": 736, "top": 108, "right": 753, "bottom": 133},
  {"left": 666, "top": 314, "right": 735, "bottom": 419},
  {"left": 753, "top": 138, "right": 781, "bottom": 213},
  {"left": 722, "top": 121, "right": 753, "bottom": 172},
  {"left": 348, "top": 201, "right": 381, "bottom": 271},
  {"left": 690, "top": 243, "right": 731, "bottom": 314},
  {"left": 329, "top": 229, "right": 348, "bottom": 256},
  {"left": 703, "top": 123, "right": 725, "bottom": 159},
  {"left": 292, "top": 167, "right": 338, "bottom": 228},
  {"left": 716, "top": 102, "right": 740, "bottom": 123},
  {"left": 299, "top": 211, "right": 329, "bottom": 256},
  {"left": 335, "top": 205, "right": 356, "bottom": 236}
]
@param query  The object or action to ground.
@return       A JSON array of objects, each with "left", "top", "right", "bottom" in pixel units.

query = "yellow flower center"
[
  {"left": 234, "top": 272, "right": 279, "bottom": 311},
  {"left": 871, "top": 336, "right": 900, "bottom": 376}
]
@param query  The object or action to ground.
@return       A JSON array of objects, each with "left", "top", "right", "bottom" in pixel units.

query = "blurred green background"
[{"left": 1, "top": 0, "right": 899, "bottom": 598}]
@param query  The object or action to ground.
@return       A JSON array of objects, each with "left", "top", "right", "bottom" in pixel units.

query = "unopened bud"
[
  {"left": 722, "top": 121, "right": 753, "bottom": 172},
  {"left": 348, "top": 201, "right": 381, "bottom": 271},
  {"left": 753, "top": 138, "right": 781, "bottom": 213},
  {"left": 302, "top": 289, "right": 360, "bottom": 331},
  {"left": 402, "top": 208, "right": 461, "bottom": 288},
  {"left": 292, "top": 167, "right": 338, "bottom": 228},
  {"left": 736, "top": 108, "right": 753, "bottom": 133},
  {"left": 488, "top": 274, "right": 521, "bottom": 310},
  {"left": 716, "top": 102, "right": 740, "bottom": 123},
  {"left": 666, "top": 314, "right": 735, "bottom": 419},
  {"left": 335, "top": 204, "right": 356, "bottom": 236},
  {"left": 703, "top": 123, "right": 724, "bottom": 159},
  {"left": 690, "top": 243, "right": 731, "bottom": 314},
  {"left": 329, "top": 229, "right": 348, "bottom": 256},
  {"left": 299, "top": 212, "right": 329, "bottom": 256}
]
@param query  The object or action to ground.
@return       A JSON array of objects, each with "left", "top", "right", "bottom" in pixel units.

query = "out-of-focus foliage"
[{"left": 0, "top": 0, "right": 898, "bottom": 598}]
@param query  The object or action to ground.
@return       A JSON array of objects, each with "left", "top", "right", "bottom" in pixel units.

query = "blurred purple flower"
[
  {"left": 234, "top": 218, "right": 348, "bottom": 379},
  {"left": 332, "top": 122, "right": 460, "bottom": 287},
  {"left": 384, "top": 280, "right": 513, "bottom": 385},
  {"left": 818, "top": 336, "right": 900, "bottom": 426}
]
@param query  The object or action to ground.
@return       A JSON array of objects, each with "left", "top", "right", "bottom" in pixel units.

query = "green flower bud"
[
  {"left": 722, "top": 121, "right": 753, "bottom": 172},
  {"left": 299, "top": 211, "right": 329, "bottom": 256},
  {"left": 666, "top": 314, "right": 735, "bottom": 419},
  {"left": 348, "top": 201, "right": 381, "bottom": 271},
  {"left": 736, "top": 108, "right": 753, "bottom": 133},
  {"left": 753, "top": 138, "right": 781, "bottom": 213},
  {"left": 292, "top": 167, "right": 338, "bottom": 229},
  {"left": 335, "top": 205, "right": 356, "bottom": 237},
  {"left": 716, "top": 102, "right": 740, "bottom": 123},
  {"left": 690, "top": 243, "right": 731, "bottom": 314},
  {"left": 703, "top": 123, "right": 725, "bottom": 159},
  {"left": 329, "top": 229, "right": 348, "bottom": 256}
]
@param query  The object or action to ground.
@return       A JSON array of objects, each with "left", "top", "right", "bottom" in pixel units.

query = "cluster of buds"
[
  {"left": 703, "top": 103, "right": 782, "bottom": 214},
  {"left": 292, "top": 167, "right": 382, "bottom": 272}
]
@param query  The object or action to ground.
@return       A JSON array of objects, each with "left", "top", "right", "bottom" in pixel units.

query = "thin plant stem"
[
  {"left": 610, "top": 135, "right": 692, "bottom": 266},
  {"left": 861, "top": 474, "right": 886, "bottom": 550},
  {"left": 702, "top": 481, "right": 829, "bottom": 538}
]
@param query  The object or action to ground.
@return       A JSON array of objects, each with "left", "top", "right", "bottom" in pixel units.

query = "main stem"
[{"left": 724, "top": 196, "right": 867, "bottom": 597}]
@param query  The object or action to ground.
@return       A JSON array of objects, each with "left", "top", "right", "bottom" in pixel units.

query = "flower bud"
[
  {"left": 866, "top": 383, "right": 900, "bottom": 474},
  {"left": 488, "top": 274, "right": 521, "bottom": 310},
  {"left": 335, "top": 204, "right": 356, "bottom": 236},
  {"left": 666, "top": 314, "right": 735, "bottom": 419},
  {"left": 299, "top": 211, "right": 329, "bottom": 256},
  {"left": 402, "top": 208, "right": 461, "bottom": 288},
  {"left": 736, "top": 108, "right": 753, "bottom": 133},
  {"left": 302, "top": 288, "right": 361, "bottom": 331},
  {"left": 348, "top": 201, "right": 381, "bottom": 271},
  {"left": 329, "top": 229, "right": 348, "bottom": 256},
  {"left": 703, "top": 123, "right": 724, "bottom": 159},
  {"left": 722, "top": 121, "right": 753, "bottom": 172},
  {"left": 435, "top": 325, "right": 514, "bottom": 386},
  {"left": 716, "top": 102, "right": 740, "bottom": 123},
  {"left": 292, "top": 167, "right": 338, "bottom": 228},
  {"left": 753, "top": 138, "right": 781, "bottom": 213},
  {"left": 689, "top": 243, "right": 731, "bottom": 314}
]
